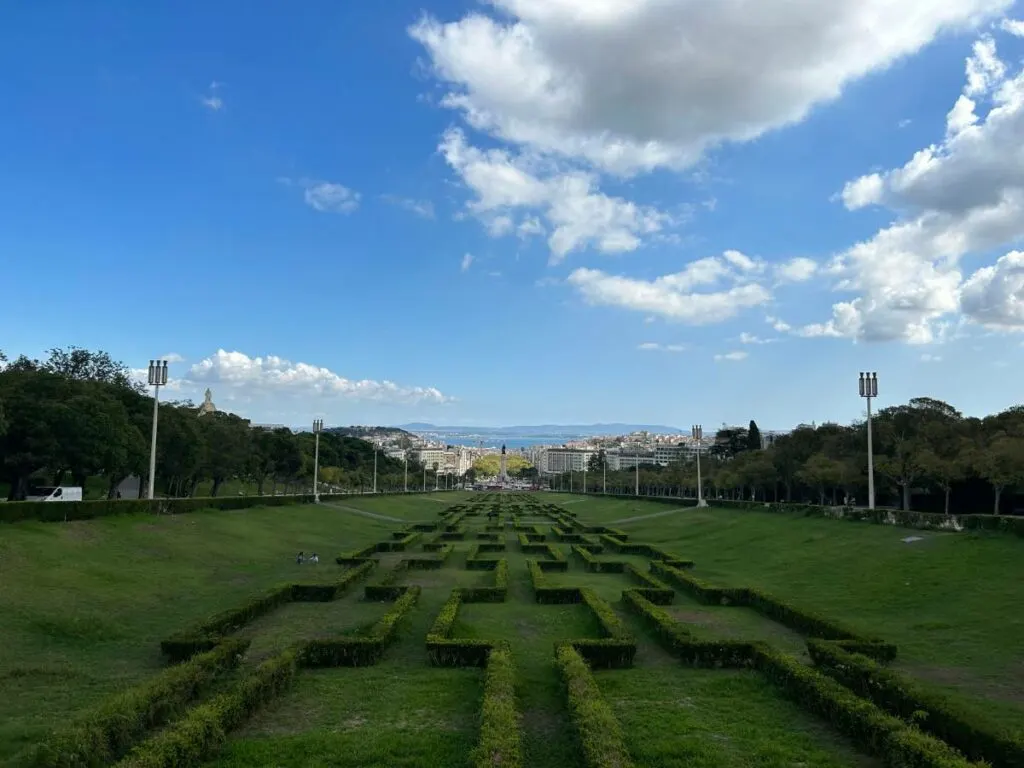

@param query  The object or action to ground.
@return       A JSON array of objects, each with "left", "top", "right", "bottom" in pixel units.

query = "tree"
[
  {"left": 973, "top": 431, "right": 1024, "bottom": 514},
  {"left": 747, "top": 420, "right": 762, "bottom": 451},
  {"left": 40, "top": 347, "right": 143, "bottom": 392},
  {"left": 797, "top": 453, "right": 842, "bottom": 505},
  {"left": 198, "top": 412, "right": 252, "bottom": 496},
  {"left": 711, "top": 427, "right": 748, "bottom": 459},
  {"left": 588, "top": 449, "right": 607, "bottom": 473}
]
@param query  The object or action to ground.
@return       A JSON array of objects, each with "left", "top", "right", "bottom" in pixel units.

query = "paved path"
[
  {"left": 323, "top": 502, "right": 407, "bottom": 524},
  {"left": 606, "top": 506, "right": 689, "bottom": 525}
]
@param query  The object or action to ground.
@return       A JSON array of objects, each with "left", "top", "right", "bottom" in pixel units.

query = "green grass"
[{"left": 2, "top": 492, "right": 1023, "bottom": 766}]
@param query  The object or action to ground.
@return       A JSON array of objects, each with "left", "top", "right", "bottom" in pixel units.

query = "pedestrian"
[
  {"left": 296, "top": 551, "right": 305, "bottom": 564},
  {"left": 310, "top": 552, "right": 319, "bottom": 564}
]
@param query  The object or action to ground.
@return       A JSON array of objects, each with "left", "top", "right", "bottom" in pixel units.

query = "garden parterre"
[{"left": 3, "top": 493, "right": 1022, "bottom": 767}]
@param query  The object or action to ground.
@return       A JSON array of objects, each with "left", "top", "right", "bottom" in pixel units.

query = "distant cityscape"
[{"left": 328, "top": 423, "right": 791, "bottom": 477}]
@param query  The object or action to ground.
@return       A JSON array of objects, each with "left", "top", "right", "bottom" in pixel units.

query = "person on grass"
[
  {"left": 296, "top": 551, "right": 305, "bottom": 564},
  {"left": 309, "top": 553, "right": 319, "bottom": 564}
]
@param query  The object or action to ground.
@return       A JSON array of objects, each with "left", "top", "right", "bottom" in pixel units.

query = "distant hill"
[
  {"left": 327, "top": 426, "right": 416, "bottom": 440},
  {"left": 397, "top": 423, "right": 684, "bottom": 436}
]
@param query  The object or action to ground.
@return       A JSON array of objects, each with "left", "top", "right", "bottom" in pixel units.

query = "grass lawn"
[{"left": 2, "top": 491, "right": 1023, "bottom": 766}]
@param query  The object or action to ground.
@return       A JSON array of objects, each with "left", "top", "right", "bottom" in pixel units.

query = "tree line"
[
  {"left": 0, "top": 347, "right": 425, "bottom": 500},
  {"left": 576, "top": 399, "right": 1024, "bottom": 515}
]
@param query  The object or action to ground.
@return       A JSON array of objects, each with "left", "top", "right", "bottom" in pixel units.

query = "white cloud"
[
  {"left": 439, "top": 128, "right": 669, "bottom": 260},
  {"left": 304, "top": 182, "right": 361, "bottom": 214},
  {"left": 722, "top": 249, "right": 761, "bottom": 272},
  {"left": 766, "top": 315, "right": 792, "bottom": 333},
  {"left": 1002, "top": 18, "right": 1024, "bottom": 36},
  {"left": 739, "top": 332, "right": 776, "bottom": 344},
  {"left": 960, "top": 250, "right": 1024, "bottom": 330},
  {"left": 568, "top": 251, "right": 772, "bottom": 324},
  {"left": 714, "top": 351, "right": 748, "bottom": 362},
  {"left": 187, "top": 350, "right": 450, "bottom": 404},
  {"left": 899, "top": 118, "right": 913, "bottom": 128},
  {"left": 411, "top": 0, "right": 1009, "bottom": 176},
  {"left": 807, "top": 33, "right": 1024, "bottom": 343},
  {"left": 517, "top": 216, "right": 545, "bottom": 239},
  {"left": 841, "top": 173, "right": 884, "bottom": 210},
  {"left": 775, "top": 257, "right": 818, "bottom": 283},
  {"left": 382, "top": 195, "right": 435, "bottom": 219},
  {"left": 199, "top": 81, "right": 224, "bottom": 111},
  {"left": 161, "top": 353, "right": 185, "bottom": 364},
  {"left": 637, "top": 342, "right": 685, "bottom": 352},
  {"left": 920, "top": 353, "right": 943, "bottom": 361},
  {"left": 461, "top": 252, "right": 475, "bottom": 272}
]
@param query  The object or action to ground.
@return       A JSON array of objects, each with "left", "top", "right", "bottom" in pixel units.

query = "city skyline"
[{"left": 4, "top": 2, "right": 1024, "bottom": 429}]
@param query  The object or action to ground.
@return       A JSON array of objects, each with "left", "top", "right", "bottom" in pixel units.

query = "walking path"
[
  {"left": 606, "top": 506, "right": 689, "bottom": 525},
  {"left": 322, "top": 502, "right": 407, "bottom": 524}
]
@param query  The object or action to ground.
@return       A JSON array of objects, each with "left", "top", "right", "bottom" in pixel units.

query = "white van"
[{"left": 25, "top": 486, "right": 84, "bottom": 502}]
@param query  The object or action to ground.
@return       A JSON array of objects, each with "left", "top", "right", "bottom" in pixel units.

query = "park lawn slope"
[{"left": 0, "top": 501, "right": 397, "bottom": 759}]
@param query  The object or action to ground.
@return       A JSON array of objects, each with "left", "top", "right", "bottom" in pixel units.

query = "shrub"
[
  {"left": 649, "top": 561, "right": 733, "bottom": 605},
  {"left": 572, "top": 545, "right": 625, "bottom": 574},
  {"left": 555, "top": 645, "right": 636, "bottom": 768},
  {"left": 335, "top": 543, "right": 378, "bottom": 565},
  {"left": 12, "top": 640, "right": 247, "bottom": 768},
  {"left": 117, "top": 649, "right": 298, "bottom": 768},
  {"left": 161, "top": 584, "right": 294, "bottom": 662},
  {"left": 754, "top": 646, "right": 978, "bottom": 768},
  {"left": 471, "top": 645, "right": 524, "bottom": 768},
  {"left": 461, "top": 560, "right": 510, "bottom": 603},
  {"left": 427, "top": 590, "right": 494, "bottom": 666},
  {"left": 301, "top": 586, "right": 420, "bottom": 667},
  {"left": 440, "top": 531, "right": 467, "bottom": 541},
  {"left": 477, "top": 542, "right": 507, "bottom": 553},
  {"left": 291, "top": 560, "right": 375, "bottom": 601},
  {"left": 624, "top": 564, "right": 674, "bottom": 604},
  {"left": 808, "top": 640, "right": 1024, "bottom": 766}
]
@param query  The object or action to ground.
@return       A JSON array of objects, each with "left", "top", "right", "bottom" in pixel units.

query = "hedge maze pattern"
[{"left": 14, "top": 495, "right": 1021, "bottom": 768}]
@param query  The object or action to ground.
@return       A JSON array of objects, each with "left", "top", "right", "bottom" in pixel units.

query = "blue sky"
[{"left": 3, "top": 1, "right": 1024, "bottom": 430}]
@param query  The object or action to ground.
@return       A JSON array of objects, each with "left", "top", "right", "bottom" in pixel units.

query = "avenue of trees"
[
  {"left": 0, "top": 347, "right": 423, "bottom": 500},
  {"left": 570, "top": 400, "right": 1024, "bottom": 516}
]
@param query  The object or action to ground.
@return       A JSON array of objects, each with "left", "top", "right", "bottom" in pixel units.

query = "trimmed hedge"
[
  {"left": 527, "top": 559, "right": 581, "bottom": 604},
  {"left": 427, "top": 590, "right": 494, "bottom": 666},
  {"left": 472, "top": 645, "right": 524, "bottom": 768},
  {"left": 12, "top": 640, "right": 248, "bottom": 768},
  {"left": 649, "top": 561, "right": 732, "bottom": 605},
  {"left": 335, "top": 543, "right": 378, "bottom": 565},
  {"left": 753, "top": 646, "right": 980, "bottom": 768},
  {"left": 402, "top": 544, "right": 455, "bottom": 570},
  {"left": 290, "top": 559, "right": 376, "bottom": 602},
  {"left": 623, "top": 564, "right": 674, "bottom": 604},
  {"left": 552, "top": 526, "right": 584, "bottom": 543},
  {"left": 300, "top": 586, "right": 420, "bottom": 667},
  {"left": 555, "top": 644, "right": 636, "bottom": 768},
  {"left": 461, "top": 559, "right": 510, "bottom": 603},
  {"left": 620, "top": 590, "right": 978, "bottom": 766},
  {"left": 572, "top": 545, "right": 626, "bottom": 574},
  {"left": 646, "top": 563, "right": 895, "bottom": 657},
  {"left": 161, "top": 584, "right": 294, "bottom": 662},
  {"left": 117, "top": 648, "right": 298, "bottom": 768},
  {"left": 808, "top": 640, "right": 1024, "bottom": 767}
]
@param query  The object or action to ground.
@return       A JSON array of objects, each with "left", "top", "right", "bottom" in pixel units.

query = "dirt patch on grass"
[
  {"left": 903, "top": 662, "right": 1024, "bottom": 706},
  {"left": 59, "top": 521, "right": 102, "bottom": 543},
  {"left": 521, "top": 708, "right": 564, "bottom": 737},
  {"left": 516, "top": 620, "right": 541, "bottom": 640}
]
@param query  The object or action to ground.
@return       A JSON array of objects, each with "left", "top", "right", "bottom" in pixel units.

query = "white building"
[{"left": 542, "top": 448, "right": 594, "bottom": 474}]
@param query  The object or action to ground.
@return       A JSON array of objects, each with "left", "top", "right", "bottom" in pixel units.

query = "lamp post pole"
[
  {"left": 583, "top": 456, "right": 587, "bottom": 494},
  {"left": 859, "top": 372, "right": 879, "bottom": 510},
  {"left": 423, "top": 464, "right": 426, "bottom": 492},
  {"left": 404, "top": 451, "right": 408, "bottom": 493},
  {"left": 146, "top": 360, "right": 169, "bottom": 500},
  {"left": 603, "top": 454, "right": 607, "bottom": 494},
  {"left": 635, "top": 441, "right": 640, "bottom": 497},
  {"left": 372, "top": 442, "right": 379, "bottom": 494},
  {"left": 693, "top": 424, "right": 707, "bottom": 507},
  {"left": 312, "top": 419, "right": 323, "bottom": 503}
]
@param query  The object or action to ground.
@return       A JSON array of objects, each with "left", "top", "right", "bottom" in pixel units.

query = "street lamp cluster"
[
  {"left": 859, "top": 372, "right": 879, "bottom": 510},
  {"left": 146, "top": 360, "right": 169, "bottom": 500}
]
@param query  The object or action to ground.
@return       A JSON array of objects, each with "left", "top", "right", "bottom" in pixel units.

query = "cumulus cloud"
[
  {"left": 637, "top": 342, "right": 686, "bottom": 352},
  {"left": 411, "top": 0, "right": 1009, "bottom": 176},
  {"left": 1002, "top": 18, "right": 1024, "bottom": 36},
  {"left": 381, "top": 195, "right": 435, "bottom": 219},
  {"left": 714, "top": 351, "right": 748, "bottom": 362},
  {"left": 775, "top": 257, "right": 818, "bottom": 283},
  {"left": 738, "top": 333, "right": 776, "bottom": 344},
  {"left": 804, "top": 32, "right": 1024, "bottom": 343},
  {"left": 187, "top": 350, "right": 450, "bottom": 404},
  {"left": 567, "top": 250, "right": 771, "bottom": 323},
  {"left": 439, "top": 128, "right": 669, "bottom": 260},
  {"left": 920, "top": 353, "right": 943, "bottom": 361},
  {"left": 461, "top": 252, "right": 475, "bottom": 272}
]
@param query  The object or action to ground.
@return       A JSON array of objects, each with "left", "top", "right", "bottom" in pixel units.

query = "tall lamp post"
[
  {"left": 583, "top": 455, "right": 587, "bottom": 494},
  {"left": 603, "top": 453, "right": 607, "bottom": 494},
  {"left": 146, "top": 359, "right": 169, "bottom": 500},
  {"left": 404, "top": 450, "right": 409, "bottom": 493},
  {"left": 859, "top": 371, "right": 878, "bottom": 510},
  {"left": 635, "top": 441, "right": 640, "bottom": 497},
  {"left": 312, "top": 419, "right": 323, "bottom": 503},
  {"left": 692, "top": 424, "right": 707, "bottom": 507},
  {"left": 423, "top": 464, "right": 427, "bottom": 492},
  {"left": 372, "top": 441, "right": 379, "bottom": 494}
]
